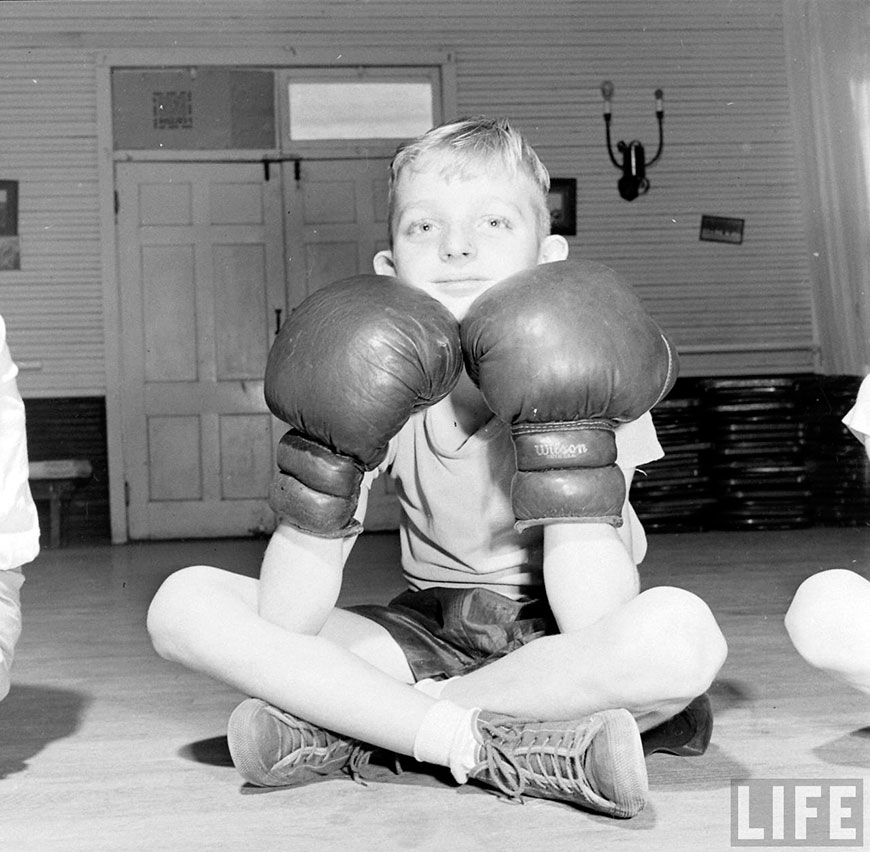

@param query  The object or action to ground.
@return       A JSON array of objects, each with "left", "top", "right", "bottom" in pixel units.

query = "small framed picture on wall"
[
  {"left": 0, "top": 181, "right": 20, "bottom": 270},
  {"left": 548, "top": 178, "right": 577, "bottom": 236},
  {"left": 0, "top": 181, "right": 18, "bottom": 236}
]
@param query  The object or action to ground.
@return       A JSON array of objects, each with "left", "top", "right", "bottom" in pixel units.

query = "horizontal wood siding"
[
  {"left": 0, "top": 0, "right": 815, "bottom": 398},
  {"left": 0, "top": 47, "right": 103, "bottom": 395}
]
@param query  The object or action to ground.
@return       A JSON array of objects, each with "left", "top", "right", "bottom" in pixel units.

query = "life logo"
[{"left": 731, "top": 779, "right": 864, "bottom": 847}]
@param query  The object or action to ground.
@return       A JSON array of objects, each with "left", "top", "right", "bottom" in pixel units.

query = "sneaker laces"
[
  {"left": 346, "top": 743, "right": 404, "bottom": 784},
  {"left": 474, "top": 717, "right": 601, "bottom": 803},
  {"left": 263, "top": 706, "right": 399, "bottom": 785},
  {"left": 347, "top": 744, "right": 375, "bottom": 783}
]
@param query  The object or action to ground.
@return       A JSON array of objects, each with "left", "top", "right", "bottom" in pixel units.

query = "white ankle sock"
[{"left": 412, "top": 699, "right": 481, "bottom": 784}]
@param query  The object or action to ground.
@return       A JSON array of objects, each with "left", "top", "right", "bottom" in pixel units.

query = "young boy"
[
  {"left": 147, "top": 116, "right": 727, "bottom": 818},
  {"left": 785, "top": 375, "right": 870, "bottom": 693},
  {"left": 0, "top": 314, "right": 40, "bottom": 701}
]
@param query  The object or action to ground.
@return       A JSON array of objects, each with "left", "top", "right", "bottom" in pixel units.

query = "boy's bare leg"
[
  {"left": 150, "top": 567, "right": 723, "bottom": 744},
  {"left": 440, "top": 585, "right": 727, "bottom": 731},
  {"left": 327, "top": 591, "right": 721, "bottom": 731},
  {"left": 317, "top": 607, "right": 415, "bottom": 683},
  {"left": 150, "top": 564, "right": 656, "bottom": 816},
  {"left": 147, "top": 565, "right": 430, "bottom": 756}
]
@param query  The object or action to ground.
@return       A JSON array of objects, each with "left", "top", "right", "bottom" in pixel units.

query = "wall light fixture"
[{"left": 601, "top": 81, "right": 664, "bottom": 201}]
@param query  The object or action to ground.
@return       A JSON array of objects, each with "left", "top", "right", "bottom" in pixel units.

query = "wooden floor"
[{"left": 3, "top": 526, "right": 870, "bottom": 852}]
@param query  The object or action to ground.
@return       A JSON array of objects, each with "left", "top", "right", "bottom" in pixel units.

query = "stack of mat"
[
  {"left": 799, "top": 374, "right": 870, "bottom": 526},
  {"left": 700, "top": 377, "right": 811, "bottom": 530},
  {"left": 632, "top": 386, "right": 715, "bottom": 533}
]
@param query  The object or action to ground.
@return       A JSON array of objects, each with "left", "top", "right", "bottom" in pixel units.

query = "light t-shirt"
[
  {"left": 0, "top": 315, "right": 40, "bottom": 571},
  {"left": 842, "top": 375, "right": 870, "bottom": 459},
  {"left": 369, "top": 401, "right": 662, "bottom": 598}
]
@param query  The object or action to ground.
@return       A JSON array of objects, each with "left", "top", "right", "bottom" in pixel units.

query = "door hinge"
[{"left": 114, "top": 190, "right": 119, "bottom": 215}]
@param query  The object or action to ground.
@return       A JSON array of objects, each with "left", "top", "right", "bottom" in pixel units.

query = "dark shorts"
[{"left": 347, "top": 586, "right": 557, "bottom": 682}]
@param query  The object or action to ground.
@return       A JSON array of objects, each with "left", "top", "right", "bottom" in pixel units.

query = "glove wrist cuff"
[
  {"left": 269, "top": 471, "right": 364, "bottom": 538},
  {"left": 269, "top": 431, "right": 365, "bottom": 537},
  {"left": 511, "top": 466, "right": 626, "bottom": 530}
]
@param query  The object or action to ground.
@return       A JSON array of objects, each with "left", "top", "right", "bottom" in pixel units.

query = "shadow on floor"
[
  {"left": 813, "top": 726, "right": 870, "bottom": 769},
  {"left": 0, "top": 683, "right": 90, "bottom": 779}
]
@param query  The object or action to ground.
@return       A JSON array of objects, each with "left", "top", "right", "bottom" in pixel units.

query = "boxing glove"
[
  {"left": 461, "top": 259, "right": 678, "bottom": 529},
  {"left": 265, "top": 274, "right": 463, "bottom": 537}
]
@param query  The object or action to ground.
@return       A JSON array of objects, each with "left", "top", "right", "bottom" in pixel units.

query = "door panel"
[{"left": 142, "top": 244, "right": 197, "bottom": 381}]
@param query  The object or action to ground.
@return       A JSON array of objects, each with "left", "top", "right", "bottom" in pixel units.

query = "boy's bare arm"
[
  {"left": 542, "top": 469, "right": 640, "bottom": 633},
  {"left": 258, "top": 524, "right": 354, "bottom": 635}
]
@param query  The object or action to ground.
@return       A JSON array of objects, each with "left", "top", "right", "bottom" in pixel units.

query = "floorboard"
[{"left": 2, "top": 527, "right": 869, "bottom": 852}]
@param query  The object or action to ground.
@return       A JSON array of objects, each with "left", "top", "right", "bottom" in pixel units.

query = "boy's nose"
[{"left": 439, "top": 228, "right": 475, "bottom": 261}]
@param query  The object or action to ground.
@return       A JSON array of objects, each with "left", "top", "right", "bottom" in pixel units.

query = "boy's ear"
[
  {"left": 538, "top": 234, "right": 570, "bottom": 264},
  {"left": 373, "top": 249, "right": 397, "bottom": 277}
]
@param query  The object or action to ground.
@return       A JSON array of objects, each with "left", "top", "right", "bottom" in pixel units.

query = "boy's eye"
[
  {"left": 407, "top": 220, "right": 435, "bottom": 235},
  {"left": 484, "top": 216, "right": 510, "bottom": 229}
]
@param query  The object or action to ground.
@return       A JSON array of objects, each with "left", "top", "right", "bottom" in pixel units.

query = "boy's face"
[{"left": 373, "top": 159, "right": 568, "bottom": 320}]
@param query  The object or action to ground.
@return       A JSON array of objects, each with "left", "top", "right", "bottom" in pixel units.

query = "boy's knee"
[
  {"left": 785, "top": 569, "right": 870, "bottom": 669},
  {"left": 786, "top": 569, "right": 867, "bottom": 625},
  {"left": 639, "top": 586, "right": 728, "bottom": 697},
  {"left": 147, "top": 564, "right": 215, "bottom": 661}
]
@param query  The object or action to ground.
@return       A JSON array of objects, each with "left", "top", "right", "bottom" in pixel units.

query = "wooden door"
[{"left": 117, "top": 163, "right": 286, "bottom": 539}]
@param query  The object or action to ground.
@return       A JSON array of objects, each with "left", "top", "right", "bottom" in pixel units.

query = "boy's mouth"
[
  {"left": 433, "top": 276, "right": 490, "bottom": 287},
  {"left": 432, "top": 278, "right": 492, "bottom": 298}
]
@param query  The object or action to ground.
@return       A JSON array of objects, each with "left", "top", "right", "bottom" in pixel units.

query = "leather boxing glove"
[
  {"left": 461, "top": 259, "right": 678, "bottom": 529},
  {"left": 265, "top": 274, "right": 462, "bottom": 537}
]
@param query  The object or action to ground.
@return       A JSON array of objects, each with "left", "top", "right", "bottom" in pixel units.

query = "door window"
[{"left": 287, "top": 80, "right": 433, "bottom": 141}]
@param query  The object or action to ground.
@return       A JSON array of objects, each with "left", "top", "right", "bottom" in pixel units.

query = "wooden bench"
[{"left": 28, "top": 459, "right": 93, "bottom": 548}]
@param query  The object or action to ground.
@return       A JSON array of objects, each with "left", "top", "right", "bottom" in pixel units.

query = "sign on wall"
[{"left": 111, "top": 68, "right": 275, "bottom": 150}]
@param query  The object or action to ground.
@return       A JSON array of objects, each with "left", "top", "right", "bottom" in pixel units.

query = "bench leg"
[{"left": 48, "top": 494, "right": 62, "bottom": 549}]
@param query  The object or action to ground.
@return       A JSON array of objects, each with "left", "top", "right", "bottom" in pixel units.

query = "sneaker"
[
  {"left": 468, "top": 708, "right": 648, "bottom": 818},
  {"left": 641, "top": 693, "right": 713, "bottom": 757},
  {"left": 227, "top": 698, "right": 376, "bottom": 787}
]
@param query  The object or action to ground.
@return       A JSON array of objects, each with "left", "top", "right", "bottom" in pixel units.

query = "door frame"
[{"left": 97, "top": 48, "right": 455, "bottom": 542}]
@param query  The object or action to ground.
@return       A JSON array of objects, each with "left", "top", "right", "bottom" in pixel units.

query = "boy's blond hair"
[{"left": 387, "top": 116, "right": 552, "bottom": 241}]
